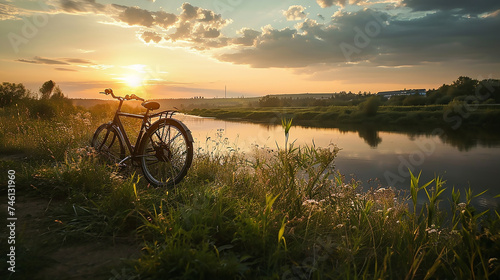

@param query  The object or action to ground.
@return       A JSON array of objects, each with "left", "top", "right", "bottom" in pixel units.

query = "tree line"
[
  {"left": 258, "top": 76, "right": 500, "bottom": 107},
  {"left": 0, "top": 80, "right": 72, "bottom": 119}
]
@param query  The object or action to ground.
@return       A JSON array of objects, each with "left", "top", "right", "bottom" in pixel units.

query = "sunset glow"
[
  {"left": 0, "top": 0, "right": 499, "bottom": 99},
  {"left": 119, "top": 74, "right": 143, "bottom": 88}
]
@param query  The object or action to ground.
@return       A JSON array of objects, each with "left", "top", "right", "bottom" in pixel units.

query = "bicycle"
[{"left": 91, "top": 88, "right": 193, "bottom": 187}]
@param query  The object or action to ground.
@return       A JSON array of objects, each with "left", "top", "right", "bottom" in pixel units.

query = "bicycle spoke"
[{"left": 140, "top": 121, "right": 192, "bottom": 186}]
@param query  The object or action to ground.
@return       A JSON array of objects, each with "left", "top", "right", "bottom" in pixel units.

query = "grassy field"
[{"left": 1, "top": 100, "right": 500, "bottom": 279}]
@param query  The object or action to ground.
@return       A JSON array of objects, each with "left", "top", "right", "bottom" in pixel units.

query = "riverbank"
[
  {"left": 187, "top": 105, "right": 500, "bottom": 130},
  {"left": 2, "top": 100, "right": 500, "bottom": 279}
]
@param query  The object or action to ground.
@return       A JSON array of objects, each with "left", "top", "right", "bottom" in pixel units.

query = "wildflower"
[
  {"left": 331, "top": 193, "right": 344, "bottom": 198},
  {"left": 303, "top": 199, "right": 320, "bottom": 206},
  {"left": 376, "top": 188, "right": 387, "bottom": 193},
  {"left": 489, "top": 258, "right": 498, "bottom": 268}
]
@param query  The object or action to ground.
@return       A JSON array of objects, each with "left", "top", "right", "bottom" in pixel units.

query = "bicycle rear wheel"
[
  {"left": 138, "top": 119, "right": 193, "bottom": 187},
  {"left": 91, "top": 123, "right": 125, "bottom": 163}
]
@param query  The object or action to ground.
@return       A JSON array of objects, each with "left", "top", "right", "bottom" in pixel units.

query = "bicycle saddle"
[{"left": 142, "top": 101, "right": 160, "bottom": 110}]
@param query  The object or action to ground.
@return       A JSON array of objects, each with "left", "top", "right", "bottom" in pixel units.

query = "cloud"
[
  {"left": 15, "top": 56, "right": 98, "bottom": 67},
  {"left": 161, "top": 3, "right": 230, "bottom": 49},
  {"left": 46, "top": 0, "right": 500, "bottom": 71},
  {"left": 17, "top": 56, "right": 70, "bottom": 65},
  {"left": 0, "top": 2, "right": 56, "bottom": 20},
  {"left": 402, "top": 0, "right": 500, "bottom": 15},
  {"left": 154, "top": 11, "right": 177, "bottom": 29},
  {"left": 64, "top": 58, "right": 94, "bottom": 64},
  {"left": 55, "top": 67, "right": 78, "bottom": 71},
  {"left": 118, "top": 6, "right": 154, "bottom": 27},
  {"left": 284, "top": 5, "right": 307, "bottom": 21},
  {"left": 0, "top": 3, "right": 24, "bottom": 20},
  {"left": 232, "top": 28, "right": 261, "bottom": 46},
  {"left": 218, "top": 11, "right": 387, "bottom": 68},
  {"left": 180, "top": 3, "right": 198, "bottom": 21},
  {"left": 370, "top": 10, "right": 500, "bottom": 66},
  {"left": 77, "top": 49, "right": 96, "bottom": 53},
  {"left": 53, "top": 1, "right": 229, "bottom": 50},
  {"left": 59, "top": 0, "right": 106, "bottom": 13},
  {"left": 141, "top": 30, "right": 162, "bottom": 43},
  {"left": 218, "top": 9, "right": 500, "bottom": 68},
  {"left": 42, "top": 57, "right": 69, "bottom": 65},
  {"left": 316, "top": 0, "right": 361, "bottom": 8}
]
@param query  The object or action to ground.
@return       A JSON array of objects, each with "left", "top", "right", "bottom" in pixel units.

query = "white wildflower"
[
  {"left": 302, "top": 199, "right": 319, "bottom": 206},
  {"left": 376, "top": 188, "right": 387, "bottom": 193}
]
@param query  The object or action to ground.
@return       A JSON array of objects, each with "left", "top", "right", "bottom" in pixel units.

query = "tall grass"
[
  {"left": 1, "top": 100, "right": 500, "bottom": 279},
  {"left": 0, "top": 103, "right": 96, "bottom": 160}
]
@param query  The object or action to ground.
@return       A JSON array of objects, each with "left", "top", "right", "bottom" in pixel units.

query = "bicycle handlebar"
[
  {"left": 99, "top": 88, "right": 145, "bottom": 102},
  {"left": 125, "top": 94, "right": 145, "bottom": 102}
]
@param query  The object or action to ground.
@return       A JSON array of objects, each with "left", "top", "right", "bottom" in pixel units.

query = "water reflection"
[
  {"left": 176, "top": 114, "right": 500, "bottom": 208},
  {"left": 356, "top": 127, "right": 382, "bottom": 148}
]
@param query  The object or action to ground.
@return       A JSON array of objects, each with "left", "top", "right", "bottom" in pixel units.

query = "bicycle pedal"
[{"left": 116, "top": 163, "right": 128, "bottom": 169}]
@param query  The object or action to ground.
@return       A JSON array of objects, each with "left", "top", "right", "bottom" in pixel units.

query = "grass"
[
  {"left": 187, "top": 105, "right": 500, "bottom": 130},
  {"left": 1, "top": 100, "right": 500, "bottom": 279}
]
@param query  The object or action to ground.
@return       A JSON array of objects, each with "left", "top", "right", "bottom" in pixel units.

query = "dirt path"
[{"left": 6, "top": 196, "right": 141, "bottom": 280}]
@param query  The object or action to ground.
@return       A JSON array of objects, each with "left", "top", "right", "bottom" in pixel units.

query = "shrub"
[
  {"left": 359, "top": 96, "right": 381, "bottom": 116},
  {"left": 0, "top": 82, "right": 30, "bottom": 107}
]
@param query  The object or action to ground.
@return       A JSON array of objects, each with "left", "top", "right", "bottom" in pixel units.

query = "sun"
[{"left": 124, "top": 74, "right": 143, "bottom": 88}]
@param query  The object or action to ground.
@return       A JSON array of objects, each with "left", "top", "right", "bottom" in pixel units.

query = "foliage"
[
  {"left": 189, "top": 104, "right": 500, "bottom": 131},
  {"left": 359, "top": 95, "right": 381, "bottom": 116},
  {"left": 39, "top": 80, "right": 56, "bottom": 99},
  {"left": 255, "top": 76, "right": 500, "bottom": 109},
  {"left": 2, "top": 83, "right": 500, "bottom": 279},
  {"left": 0, "top": 82, "right": 31, "bottom": 107}
]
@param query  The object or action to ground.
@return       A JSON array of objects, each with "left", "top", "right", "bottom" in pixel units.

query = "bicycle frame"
[
  {"left": 108, "top": 98, "right": 177, "bottom": 165},
  {"left": 113, "top": 99, "right": 149, "bottom": 157}
]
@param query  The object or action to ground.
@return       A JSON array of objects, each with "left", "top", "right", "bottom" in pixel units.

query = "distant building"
[{"left": 377, "top": 89, "right": 426, "bottom": 98}]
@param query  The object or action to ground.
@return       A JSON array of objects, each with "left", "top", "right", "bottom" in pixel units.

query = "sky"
[{"left": 0, "top": 0, "right": 499, "bottom": 99}]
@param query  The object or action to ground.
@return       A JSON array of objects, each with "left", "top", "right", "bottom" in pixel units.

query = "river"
[{"left": 174, "top": 114, "right": 500, "bottom": 209}]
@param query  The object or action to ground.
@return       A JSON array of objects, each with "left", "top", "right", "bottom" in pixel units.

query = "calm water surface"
[{"left": 176, "top": 114, "right": 500, "bottom": 208}]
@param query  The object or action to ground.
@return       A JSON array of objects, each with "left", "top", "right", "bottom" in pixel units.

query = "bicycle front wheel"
[
  {"left": 91, "top": 123, "right": 125, "bottom": 164},
  {"left": 139, "top": 119, "right": 193, "bottom": 187}
]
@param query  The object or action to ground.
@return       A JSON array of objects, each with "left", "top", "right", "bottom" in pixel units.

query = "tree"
[
  {"left": 359, "top": 95, "right": 381, "bottom": 116},
  {"left": 50, "top": 85, "right": 65, "bottom": 99},
  {"left": 448, "top": 76, "right": 478, "bottom": 98},
  {"left": 0, "top": 82, "right": 29, "bottom": 107},
  {"left": 39, "top": 80, "right": 55, "bottom": 99}
]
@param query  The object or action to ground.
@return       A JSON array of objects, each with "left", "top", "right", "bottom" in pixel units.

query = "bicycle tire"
[
  {"left": 138, "top": 118, "right": 193, "bottom": 187},
  {"left": 91, "top": 123, "right": 125, "bottom": 163}
]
